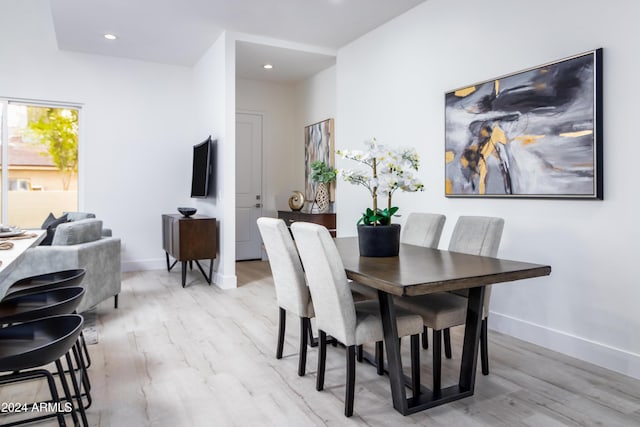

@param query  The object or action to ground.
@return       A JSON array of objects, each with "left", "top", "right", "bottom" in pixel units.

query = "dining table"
[
  {"left": 0, "top": 229, "right": 46, "bottom": 297},
  {"left": 334, "top": 236, "right": 551, "bottom": 416}
]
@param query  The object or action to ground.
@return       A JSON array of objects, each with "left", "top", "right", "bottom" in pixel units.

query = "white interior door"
[{"left": 236, "top": 113, "right": 263, "bottom": 260}]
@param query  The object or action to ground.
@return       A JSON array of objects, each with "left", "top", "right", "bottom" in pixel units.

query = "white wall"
[
  {"left": 295, "top": 65, "right": 337, "bottom": 135},
  {"left": 336, "top": 0, "right": 640, "bottom": 378},
  {"left": 0, "top": 0, "right": 196, "bottom": 272},
  {"left": 236, "top": 78, "right": 298, "bottom": 216},
  {"left": 192, "top": 33, "right": 237, "bottom": 288}
]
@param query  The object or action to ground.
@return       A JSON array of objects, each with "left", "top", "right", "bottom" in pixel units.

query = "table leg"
[
  {"left": 459, "top": 286, "right": 485, "bottom": 391},
  {"left": 377, "top": 286, "right": 485, "bottom": 415},
  {"left": 377, "top": 290, "right": 408, "bottom": 414}
]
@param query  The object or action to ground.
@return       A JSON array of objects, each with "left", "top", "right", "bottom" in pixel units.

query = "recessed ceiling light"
[
  {"left": 263, "top": 64, "right": 273, "bottom": 70},
  {"left": 104, "top": 34, "right": 117, "bottom": 40}
]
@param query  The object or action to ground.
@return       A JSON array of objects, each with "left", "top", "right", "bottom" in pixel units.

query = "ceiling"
[{"left": 50, "top": 0, "right": 426, "bottom": 83}]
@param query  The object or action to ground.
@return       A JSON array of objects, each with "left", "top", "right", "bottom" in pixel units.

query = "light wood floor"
[{"left": 3, "top": 261, "right": 640, "bottom": 426}]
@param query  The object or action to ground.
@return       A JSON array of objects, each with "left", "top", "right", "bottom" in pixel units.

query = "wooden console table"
[
  {"left": 161, "top": 214, "right": 216, "bottom": 287},
  {"left": 277, "top": 210, "right": 336, "bottom": 237}
]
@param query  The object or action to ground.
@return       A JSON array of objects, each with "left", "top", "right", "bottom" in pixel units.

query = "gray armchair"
[{"left": 3, "top": 218, "right": 121, "bottom": 313}]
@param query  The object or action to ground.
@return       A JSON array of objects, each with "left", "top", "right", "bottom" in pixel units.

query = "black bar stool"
[
  {"left": 0, "top": 287, "right": 90, "bottom": 426},
  {"left": 3, "top": 269, "right": 92, "bottom": 371},
  {"left": 0, "top": 314, "right": 85, "bottom": 427}
]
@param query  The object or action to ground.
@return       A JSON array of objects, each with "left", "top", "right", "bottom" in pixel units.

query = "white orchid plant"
[{"left": 337, "top": 138, "right": 424, "bottom": 226}]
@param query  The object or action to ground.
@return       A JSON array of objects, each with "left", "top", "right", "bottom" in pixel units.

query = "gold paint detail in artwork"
[
  {"left": 494, "top": 80, "right": 500, "bottom": 96},
  {"left": 515, "top": 135, "right": 545, "bottom": 145},
  {"left": 455, "top": 86, "right": 476, "bottom": 97},
  {"left": 560, "top": 130, "right": 593, "bottom": 138},
  {"left": 477, "top": 124, "right": 508, "bottom": 195},
  {"left": 445, "top": 178, "right": 453, "bottom": 194},
  {"left": 445, "top": 151, "right": 455, "bottom": 163}
]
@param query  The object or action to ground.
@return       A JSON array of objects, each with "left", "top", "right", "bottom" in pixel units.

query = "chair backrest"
[
  {"left": 256, "top": 218, "right": 311, "bottom": 318},
  {"left": 448, "top": 216, "right": 504, "bottom": 257},
  {"left": 401, "top": 212, "right": 446, "bottom": 248},
  {"left": 291, "top": 222, "right": 357, "bottom": 346},
  {"left": 449, "top": 216, "right": 504, "bottom": 317}
]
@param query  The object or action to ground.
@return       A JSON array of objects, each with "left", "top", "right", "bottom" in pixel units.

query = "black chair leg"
[
  {"left": 345, "top": 345, "right": 356, "bottom": 417},
  {"left": 114, "top": 294, "right": 119, "bottom": 309},
  {"left": 55, "top": 358, "right": 80, "bottom": 426},
  {"left": 298, "top": 318, "right": 309, "bottom": 376},
  {"left": 375, "top": 341, "right": 384, "bottom": 375},
  {"left": 317, "top": 330, "right": 327, "bottom": 391},
  {"left": 422, "top": 325, "right": 429, "bottom": 349},
  {"left": 410, "top": 334, "right": 420, "bottom": 396},
  {"left": 65, "top": 351, "right": 89, "bottom": 426},
  {"left": 276, "top": 307, "right": 285, "bottom": 359},
  {"left": 432, "top": 329, "right": 442, "bottom": 393},
  {"left": 481, "top": 317, "right": 489, "bottom": 375},
  {"left": 444, "top": 328, "right": 452, "bottom": 359},
  {"left": 308, "top": 320, "right": 317, "bottom": 347},
  {"left": 356, "top": 345, "right": 363, "bottom": 362}
]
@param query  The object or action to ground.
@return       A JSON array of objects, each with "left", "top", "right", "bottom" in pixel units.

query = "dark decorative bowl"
[{"left": 177, "top": 207, "right": 197, "bottom": 217}]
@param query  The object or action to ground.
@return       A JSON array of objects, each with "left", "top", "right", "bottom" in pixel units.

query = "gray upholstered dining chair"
[
  {"left": 256, "top": 217, "right": 314, "bottom": 377},
  {"left": 291, "top": 221, "right": 423, "bottom": 417},
  {"left": 394, "top": 216, "right": 504, "bottom": 391},
  {"left": 350, "top": 212, "right": 446, "bottom": 302},
  {"left": 401, "top": 212, "right": 447, "bottom": 247}
]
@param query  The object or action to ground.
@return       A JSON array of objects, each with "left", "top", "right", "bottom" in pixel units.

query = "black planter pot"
[{"left": 357, "top": 224, "right": 401, "bottom": 257}]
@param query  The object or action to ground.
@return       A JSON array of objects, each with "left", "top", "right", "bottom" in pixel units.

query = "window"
[{"left": 0, "top": 99, "right": 80, "bottom": 228}]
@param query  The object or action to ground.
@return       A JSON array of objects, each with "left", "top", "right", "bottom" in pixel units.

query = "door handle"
[{"left": 255, "top": 203, "right": 262, "bottom": 208}]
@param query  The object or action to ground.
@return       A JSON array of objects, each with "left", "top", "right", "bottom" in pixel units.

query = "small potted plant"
[
  {"left": 337, "top": 138, "right": 423, "bottom": 256},
  {"left": 310, "top": 160, "right": 337, "bottom": 212}
]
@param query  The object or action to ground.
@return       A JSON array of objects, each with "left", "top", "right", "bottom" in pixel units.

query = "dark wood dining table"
[{"left": 334, "top": 237, "right": 551, "bottom": 415}]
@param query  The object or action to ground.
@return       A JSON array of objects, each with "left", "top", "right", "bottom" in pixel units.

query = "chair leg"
[
  {"left": 317, "top": 330, "right": 327, "bottom": 391},
  {"left": 55, "top": 358, "right": 80, "bottom": 426},
  {"left": 298, "top": 317, "right": 309, "bottom": 376},
  {"left": 356, "top": 345, "right": 363, "bottom": 362},
  {"left": 432, "top": 329, "right": 442, "bottom": 393},
  {"left": 444, "top": 328, "right": 452, "bottom": 359},
  {"left": 72, "top": 343, "right": 92, "bottom": 409},
  {"left": 481, "top": 317, "right": 489, "bottom": 375},
  {"left": 410, "top": 334, "right": 421, "bottom": 397},
  {"left": 308, "top": 320, "right": 317, "bottom": 347},
  {"left": 422, "top": 325, "right": 429, "bottom": 349},
  {"left": 64, "top": 351, "right": 89, "bottom": 426},
  {"left": 375, "top": 341, "right": 384, "bottom": 375},
  {"left": 276, "top": 307, "right": 285, "bottom": 359},
  {"left": 345, "top": 345, "right": 356, "bottom": 417},
  {"left": 114, "top": 294, "right": 119, "bottom": 309}
]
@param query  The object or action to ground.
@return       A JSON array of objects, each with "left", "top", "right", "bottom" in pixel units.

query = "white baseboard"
[
  {"left": 214, "top": 272, "right": 237, "bottom": 289},
  {"left": 490, "top": 311, "right": 640, "bottom": 380},
  {"left": 121, "top": 259, "right": 165, "bottom": 272}
]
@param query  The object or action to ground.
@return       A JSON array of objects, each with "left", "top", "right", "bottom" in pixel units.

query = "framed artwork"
[
  {"left": 304, "top": 118, "right": 335, "bottom": 204},
  {"left": 445, "top": 49, "right": 603, "bottom": 199}
]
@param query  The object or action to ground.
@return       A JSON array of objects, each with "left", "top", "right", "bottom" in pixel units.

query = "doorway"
[{"left": 235, "top": 112, "right": 263, "bottom": 260}]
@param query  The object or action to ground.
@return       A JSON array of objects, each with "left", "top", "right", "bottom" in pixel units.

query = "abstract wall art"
[
  {"left": 304, "top": 118, "right": 335, "bottom": 203},
  {"left": 445, "top": 49, "right": 603, "bottom": 199}
]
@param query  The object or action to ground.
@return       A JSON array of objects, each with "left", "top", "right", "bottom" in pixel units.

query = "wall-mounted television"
[{"left": 190, "top": 136, "right": 213, "bottom": 198}]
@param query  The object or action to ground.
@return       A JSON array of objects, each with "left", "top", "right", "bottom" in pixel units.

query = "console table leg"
[{"left": 181, "top": 262, "right": 187, "bottom": 288}]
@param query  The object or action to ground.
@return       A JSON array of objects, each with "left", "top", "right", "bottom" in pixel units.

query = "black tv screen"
[{"left": 191, "top": 136, "right": 212, "bottom": 198}]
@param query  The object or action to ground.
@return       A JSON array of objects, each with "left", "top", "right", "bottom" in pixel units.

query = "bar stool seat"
[
  {"left": 4, "top": 269, "right": 86, "bottom": 299},
  {"left": 0, "top": 287, "right": 86, "bottom": 324}
]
